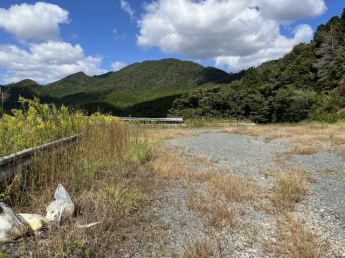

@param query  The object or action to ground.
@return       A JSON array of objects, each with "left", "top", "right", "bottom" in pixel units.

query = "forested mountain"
[
  {"left": 47, "top": 59, "right": 235, "bottom": 96},
  {"left": 3, "top": 59, "right": 240, "bottom": 117},
  {"left": 2, "top": 10, "right": 345, "bottom": 122},
  {"left": 170, "top": 10, "right": 345, "bottom": 123}
]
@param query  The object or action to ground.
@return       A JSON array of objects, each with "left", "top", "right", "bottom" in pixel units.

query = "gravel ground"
[
  {"left": 146, "top": 128, "right": 345, "bottom": 257},
  {"left": 291, "top": 151, "right": 345, "bottom": 256},
  {"left": 163, "top": 129, "right": 288, "bottom": 188}
]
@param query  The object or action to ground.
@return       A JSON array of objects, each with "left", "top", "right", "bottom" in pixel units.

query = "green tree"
[{"left": 309, "top": 90, "right": 345, "bottom": 122}]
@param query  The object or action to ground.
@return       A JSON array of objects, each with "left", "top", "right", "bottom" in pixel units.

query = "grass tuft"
[
  {"left": 98, "top": 185, "right": 149, "bottom": 213},
  {"left": 207, "top": 169, "right": 261, "bottom": 203},
  {"left": 272, "top": 168, "right": 309, "bottom": 212},
  {"left": 151, "top": 146, "right": 191, "bottom": 180},
  {"left": 274, "top": 215, "right": 330, "bottom": 258},
  {"left": 182, "top": 238, "right": 218, "bottom": 258}
]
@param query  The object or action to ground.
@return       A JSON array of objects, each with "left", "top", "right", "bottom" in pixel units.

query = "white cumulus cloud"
[
  {"left": 253, "top": 0, "right": 327, "bottom": 24},
  {"left": 0, "top": 2, "right": 69, "bottom": 43},
  {"left": 137, "top": 0, "right": 326, "bottom": 72},
  {"left": 111, "top": 61, "right": 127, "bottom": 71},
  {"left": 0, "top": 2, "right": 106, "bottom": 84},
  {"left": 0, "top": 42, "right": 107, "bottom": 84},
  {"left": 215, "top": 24, "right": 314, "bottom": 71}
]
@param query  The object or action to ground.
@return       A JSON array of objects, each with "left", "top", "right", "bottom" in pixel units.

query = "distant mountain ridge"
[
  {"left": 4, "top": 58, "right": 242, "bottom": 117},
  {"left": 47, "top": 58, "right": 235, "bottom": 96}
]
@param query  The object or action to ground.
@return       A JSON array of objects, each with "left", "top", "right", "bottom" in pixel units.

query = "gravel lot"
[{"left": 148, "top": 128, "right": 345, "bottom": 257}]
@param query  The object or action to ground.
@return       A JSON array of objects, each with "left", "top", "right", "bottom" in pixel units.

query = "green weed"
[
  {"left": 98, "top": 185, "right": 148, "bottom": 213},
  {"left": 129, "top": 135, "right": 151, "bottom": 163}
]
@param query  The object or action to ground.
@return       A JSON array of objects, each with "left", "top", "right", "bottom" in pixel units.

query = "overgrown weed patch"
[{"left": 0, "top": 117, "right": 157, "bottom": 257}]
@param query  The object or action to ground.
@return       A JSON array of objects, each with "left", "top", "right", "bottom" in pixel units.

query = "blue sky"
[{"left": 0, "top": 0, "right": 343, "bottom": 85}]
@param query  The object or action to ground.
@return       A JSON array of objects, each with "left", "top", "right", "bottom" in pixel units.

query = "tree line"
[{"left": 169, "top": 9, "right": 345, "bottom": 123}]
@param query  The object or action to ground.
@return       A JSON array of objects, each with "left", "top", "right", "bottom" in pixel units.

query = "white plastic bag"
[
  {"left": 45, "top": 184, "right": 74, "bottom": 222},
  {"left": 0, "top": 202, "right": 28, "bottom": 242}
]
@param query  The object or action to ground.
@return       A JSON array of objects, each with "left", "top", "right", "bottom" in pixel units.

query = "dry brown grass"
[
  {"left": 146, "top": 128, "right": 199, "bottom": 141},
  {"left": 151, "top": 146, "right": 256, "bottom": 231},
  {"left": 185, "top": 152, "right": 214, "bottom": 166},
  {"left": 260, "top": 165, "right": 327, "bottom": 257},
  {"left": 223, "top": 123, "right": 345, "bottom": 154},
  {"left": 271, "top": 215, "right": 330, "bottom": 258},
  {"left": 277, "top": 124, "right": 345, "bottom": 148},
  {"left": 259, "top": 166, "right": 277, "bottom": 179},
  {"left": 271, "top": 168, "right": 309, "bottom": 212},
  {"left": 150, "top": 146, "right": 192, "bottom": 180},
  {"left": 150, "top": 145, "right": 219, "bottom": 182},
  {"left": 152, "top": 145, "right": 261, "bottom": 203},
  {"left": 222, "top": 125, "right": 268, "bottom": 137},
  {"left": 182, "top": 238, "right": 222, "bottom": 258},
  {"left": 187, "top": 186, "right": 236, "bottom": 229},
  {"left": 291, "top": 144, "right": 325, "bottom": 155},
  {"left": 207, "top": 168, "right": 261, "bottom": 203},
  {"left": 321, "top": 167, "right": 339, "bottom": 176}
]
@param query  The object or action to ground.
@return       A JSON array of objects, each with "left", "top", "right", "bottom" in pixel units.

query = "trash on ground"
[
  {"left": 76, "top": 222, "right": 100, "bottom": 229},
  {"left": 0, "top": 202, "right": 28, "bottom": 242},
  {"left": 18, "top": 214, "right": 48, "bottom": 231},
  {"left": 46, "top": 184, "right": 74, "bottom": 222}
]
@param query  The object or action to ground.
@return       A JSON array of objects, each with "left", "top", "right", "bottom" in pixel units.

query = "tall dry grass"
[{"left": 0, "top": 121, "right": 156, "bottom": 257}]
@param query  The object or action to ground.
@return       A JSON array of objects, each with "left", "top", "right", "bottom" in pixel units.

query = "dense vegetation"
[
  {"left": 0, "top": 96, "right": 119, "bottom": 156},
  {"left": 0, "top": 98, "right": 154, "bottom": 257},
  {"left": 1, "top": 10, "right": 345, "bottom": 122},
  {"left": 170, "top": 10, "right": 345, "bottom": 123}
]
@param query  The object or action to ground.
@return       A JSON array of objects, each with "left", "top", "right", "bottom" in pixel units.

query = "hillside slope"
[{"left": 170, "top": 9, "right": 345, "bottom": 123}]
